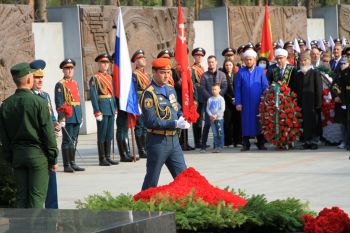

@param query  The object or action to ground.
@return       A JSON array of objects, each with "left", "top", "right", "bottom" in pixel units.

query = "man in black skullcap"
[{"left": 0, "top": 62, "right": 58, "bottom": 208}]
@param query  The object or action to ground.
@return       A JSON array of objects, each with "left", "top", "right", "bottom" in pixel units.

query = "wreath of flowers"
[
  {"left": 259, "top": 81, "right": 302, "bottom": 149},
  {"left": 302, "top": 207, "right": 350, "bottom": 233},
  {"left": 316, "top": 66, "right": 337, "bottom": 127}
]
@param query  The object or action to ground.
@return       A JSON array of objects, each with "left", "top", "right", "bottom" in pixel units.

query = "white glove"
[
  {"left": 175, "top": 116, "right": 190, "bottom": 129},
  {"left": 96, "top": 115, "right": 103, "bottom": 121},
  {"left": 183, "top": 121, "right": 191, "bottom": 129},
  {"left": 60, "top": 121, "right": 66, "bottom": 128}
]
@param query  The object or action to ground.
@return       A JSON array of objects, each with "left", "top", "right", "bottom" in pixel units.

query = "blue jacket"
[
  {"left": 89, "top": 75, "right": 115, "bottom": 116},
  {"left": 140, "top": 81, "right": 182, "bottom": 130}
]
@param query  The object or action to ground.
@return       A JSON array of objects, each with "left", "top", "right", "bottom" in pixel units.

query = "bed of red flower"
[
  {"left": 303, "top": 207, "right": 350, "bottom": 233},
  {"left": 133, "top": 167, "right": 247, "bottom": 209}
]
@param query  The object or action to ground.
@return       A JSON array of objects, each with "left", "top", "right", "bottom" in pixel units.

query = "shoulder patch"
[{"left": 144, "top": 98, "right": 153, "bottom": 108}]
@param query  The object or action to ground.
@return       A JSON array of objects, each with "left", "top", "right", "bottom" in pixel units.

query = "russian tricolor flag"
[{"left": 113, "top": 8, "right": 140, "bottom": 116}]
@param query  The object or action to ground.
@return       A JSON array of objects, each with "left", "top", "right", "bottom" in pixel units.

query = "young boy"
[{"left": 206, "top": 83, "right": 226, "bottom": 153}]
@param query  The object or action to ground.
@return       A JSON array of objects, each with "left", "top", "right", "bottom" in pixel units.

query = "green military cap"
[{"left": 10, "top": 63, "right": 33, "bottom": 80}]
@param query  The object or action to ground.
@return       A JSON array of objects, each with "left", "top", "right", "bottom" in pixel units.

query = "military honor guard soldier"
[
  {"left": 140, "top": 58, "right": 190, "bottom": 190},
  {"left": 191, "top": 47, "right": 206, "bottom": 148},
  {"left": 55, "top": 58, "right": 85, "bottom": 172},
  {"left": 89, "top": 54, "right": 119, "bottom": 166},
  {"left": 31, "top": 59, "right": 60, "bottom": 209},
  {"left": 132, "top": 49, "right": 151, "bottom": 158},
  {"left": 0, "top": 62, "right": 59, "bottom": 208}
]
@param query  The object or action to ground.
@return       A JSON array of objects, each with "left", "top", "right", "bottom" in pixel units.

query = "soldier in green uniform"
[
  {"left": 132, "top": 50, "right": 151, "bottom": 158},
  {"left": 89, "top": 54, "right": 119, "bottom": 166},
  {"left": 0, "top": 62, "right": 59, "bottom": 208}
]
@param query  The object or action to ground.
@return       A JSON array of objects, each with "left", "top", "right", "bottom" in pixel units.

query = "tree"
[
  {"left": 162, "top": 0, "right": 173, "bottom": 6},
  {"left": 34, "top": 0, "right": 47, "bottom": 22}
]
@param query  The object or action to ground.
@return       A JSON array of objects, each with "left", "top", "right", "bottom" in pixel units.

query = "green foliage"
[
  {"left": 0, "top": 146, "right": 16, "bottom": 207},
  {"left": 77, "top": 190, "right": 314, "bottom": 232}
]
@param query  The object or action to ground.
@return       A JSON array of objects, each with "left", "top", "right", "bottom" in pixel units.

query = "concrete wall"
[
  {"left": 312, "top": 5, "right": 338, "bottom": 39},
  {"left": 32, "top": 23, "right": 65, "bottom": 120},
  {"left": 48, "top": 6, "right": 95, "bottom": 134},
  {"left": 307, "top": 18, "right": 325, "bottom": 40},
  {"left": 200, "top": 7, "right": 228, "bottom": 65},
  {"left": 193, "top": 20, "right": 215, "bottom": 71}
]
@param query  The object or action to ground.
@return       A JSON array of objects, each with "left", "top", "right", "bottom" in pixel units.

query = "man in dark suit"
[{"left": 330, "top": 45, "right": 343, "bottom": 74}]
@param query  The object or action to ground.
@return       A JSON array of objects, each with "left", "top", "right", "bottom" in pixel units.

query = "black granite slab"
[{"left": 0, "top": 208, "right": 176, "bottom": 233}]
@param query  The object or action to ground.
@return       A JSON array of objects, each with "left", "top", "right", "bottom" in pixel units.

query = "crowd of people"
[{"left": 1, "top": 37, "right": 350, "bottom": 208}]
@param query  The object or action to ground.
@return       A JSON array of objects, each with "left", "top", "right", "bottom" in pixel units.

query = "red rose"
[
  {"left": 269, "top": 93, "right": 274, "bottom": 98},
  {"left": 288, "top": 113, "right": 293, "bottom": 119},
  {"left": 280, "top": 113, "right": 286, "bottom": 118},
  {"left": 292, "top": 93, "right": 297, "bottom": 98}
]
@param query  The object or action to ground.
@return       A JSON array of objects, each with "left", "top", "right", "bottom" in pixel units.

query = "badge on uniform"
[
  {"left": 57, "top": 88, "right": 62, "bottom": 93},
  {"left": 144, "top": 98, "right": 153, "bottom": 108},
  {"left": 169, "top": 94, "right": 176, "bottom": 103}
]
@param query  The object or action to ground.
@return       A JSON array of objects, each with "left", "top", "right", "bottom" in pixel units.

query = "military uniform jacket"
[
  {"left": 89, "top": 72, "right": 115, "bottom": 116},
  {"left": 140, "top": 81, "right": 182, "bottom": 130},
  {"left": 192, "top": 63, "right": 204, "bottom": 103},
  {"left": 339, "top": 67, "right": 350, "bottom": 106},
  {"left": 0, "top": 89, "right": 58, "bottom": 165},
  {"left": 32, "top": 89, "right": 57, "bottom": 123},
  {"left": 133, "top": 68, "right": 151, "bottom": 99},
  {"left": 55, "top": 78, "right": 82, "bottom": 124}
]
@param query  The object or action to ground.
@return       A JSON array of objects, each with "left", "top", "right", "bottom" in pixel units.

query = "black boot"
[
  {"left": 257, "top": 134, "right": 267, "bottom": 150},
  {"left": 69, "top": 148, "right": 85, "bottom": 171},
  {"left": 62, "top": 148, "right": 74, "bottom": 173},
  {"left": 98, "top": 142, "right": 110, "bottom": 166},
  {"left": 105, "top": 141, "right": 119, "bottom": 165},
  {"left": 241, "top": 137, "right": 250, "bottom": 151},
  {"left": 193, "top": 124, "right": 202, "bottom": 149},
  {"left": 136, "top": 136, "right": 147, "bottom": 158},
  {"left": 117, "top": 139, "right": 133, "bottom": 162},
  {"left": 124, "top": 138, "right": 139, "bottom": 161}
]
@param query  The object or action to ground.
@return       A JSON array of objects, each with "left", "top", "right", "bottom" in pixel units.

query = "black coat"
[{"left": 290, "top": 68, "right": 323, "bottom": 140}]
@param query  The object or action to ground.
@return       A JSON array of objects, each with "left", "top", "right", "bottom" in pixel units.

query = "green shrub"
[{"left": 76, "top": 190, "right": 314, "bottom": 232}]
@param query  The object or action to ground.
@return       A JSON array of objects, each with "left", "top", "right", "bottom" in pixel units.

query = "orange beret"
[{"left": 151, "top": 58, "right": 172, "bottom": 70}]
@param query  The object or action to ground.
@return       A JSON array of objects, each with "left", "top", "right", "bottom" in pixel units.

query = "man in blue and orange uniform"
[
  {"left": 157, "top": 49, "right": 175, "bottom": 87},
  {"left": 55, "top": 58, "right": 85, "bottom": 173},
  {"left": 191, "top": 47, "right": 206, "bottom": 148},
  {"left": 31, "top": 59, "right": 60, "bottom": 208},
  {"left": 132, "top": 49, "right": 151, "bottom": 158},
  {"left": 89, "top": 54, "right": 119, "bottom": 166},
  {"left": 140, "top": 58, "right": 190, "bottom": 190}
]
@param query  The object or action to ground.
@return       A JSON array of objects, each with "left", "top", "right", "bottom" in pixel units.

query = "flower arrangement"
[
  {"left": 259, "top": 81, "right": 302, "bottom": 149},
  {"left": 134, "top": 167, "right": 247, "bottom": 208},
  {"left": 303, "top": 207, "right": 350, "bottom": 233},
  {"left": 77, "top": 167, "right": 313, "bottom": 232}
]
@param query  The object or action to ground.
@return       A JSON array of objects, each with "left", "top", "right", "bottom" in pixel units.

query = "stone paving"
[{"left": 57, "top": 132, "right": 350, "bottom": 213}]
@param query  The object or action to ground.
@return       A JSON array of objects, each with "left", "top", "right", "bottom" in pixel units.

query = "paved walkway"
[{"left": 57, "top": 133, "right": 350, "bottom": 213}]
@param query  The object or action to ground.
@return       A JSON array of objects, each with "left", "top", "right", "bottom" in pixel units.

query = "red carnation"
[{"left": 288, "top": 113, "right": 293, "bottom": 119}]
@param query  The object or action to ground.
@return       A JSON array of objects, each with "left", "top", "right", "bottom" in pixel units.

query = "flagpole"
[{"left": 128, "top": 114, "right": 137, "bottom": 162}]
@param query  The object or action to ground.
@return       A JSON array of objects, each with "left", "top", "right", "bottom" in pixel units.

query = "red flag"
[
  {"left": 174, "top": 4, "right": 199, "bottom": 123},
  {"left": 260, "top": 4, "right": 274, "bottom": 61}
]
